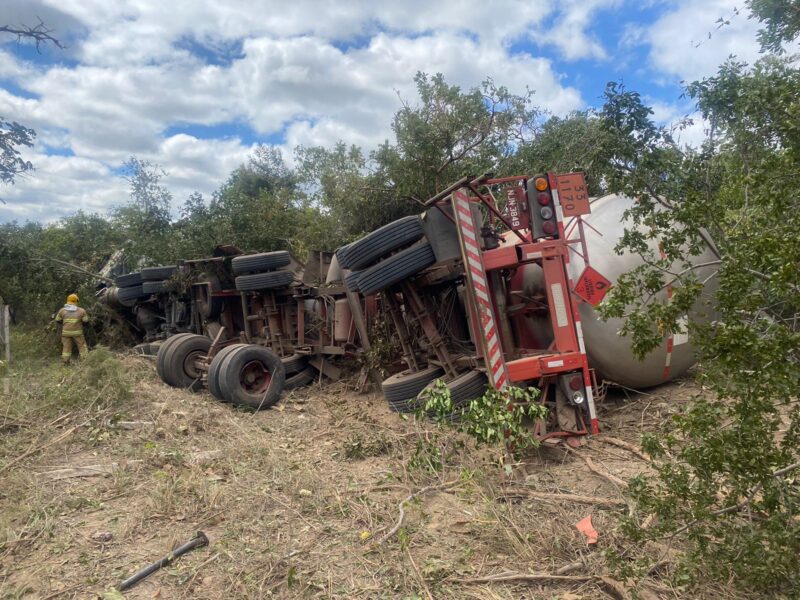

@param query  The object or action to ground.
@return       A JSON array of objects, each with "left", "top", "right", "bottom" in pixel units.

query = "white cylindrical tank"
[
  {"left": 334, "top": 298, "right": 352, "bottom": 342},
  {"left": 564, "top": 194, "right": 718, "bottom": 388}
]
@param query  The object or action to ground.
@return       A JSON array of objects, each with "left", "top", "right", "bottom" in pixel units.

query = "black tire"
[
  {"left": 155, "top": 333, "right": 195, "bottom": 382},
  {"left": 142, "top": 280, "right": 168, "bottom": 295},
  {"left": 207, "top": 344, "right": 247, "bottom": 401},
  {"left": 219, "top": 345, "right": 286, "bottom": 409},
  {"left": 141, "top": 265, "right": 177, "bottom": 281},
  {"left": 382, "top": 366, "right": 444, "bottom": 413},
  {"left": 285, "top": 367, "right": 316, "bottom": 390},
  {"left": 193, "top": 280, "right": 223, "bottom": 320},
  {"left": 334, "top": 242, "right": 354, "bottom": 272},
  {"left": 357, "top": 242, "right": 436, "bottom": 296},
  {"left": 116, "top": 272, "right": 142, "bottom": 287},
  {"left": 117, "top": 284, "right": 147, "bottom": 303},
  {"left": 162, "top": 334, "right": 211, "bottom": 390},
  {"left": 235, "top": 270, "right": 294, "bottom": 291},
  {"left": 419, "top": 370, "right": 488, "bottom": 419},
  {"left": 340, "top": 216, "right": 424, "bottom": 271},
  {"left": 343, "top": 270, "right": 360, "bottom": 293},
  {"left": 231, "top": 251, "right": 291, "bottom": 274},
  {"left": 281, "top": 353, "right": 308, "bottom": 375}
]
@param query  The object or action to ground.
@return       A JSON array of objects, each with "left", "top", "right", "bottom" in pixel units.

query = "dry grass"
[{"left": 0, "top": 347, "right": 751, "bottom": 599}]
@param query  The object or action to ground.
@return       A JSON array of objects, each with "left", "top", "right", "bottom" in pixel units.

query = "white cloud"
[
  {"left": 539, "top": 0, "right": 623, "bottom": 61},
  {"left": 0, "top": 135, "right": 254, "bottom": 223},
  {"left": 0, "top": 0, "right": 764, "bottom": 223},
  {"left": 647, "top": 0, "right": 761, "bottom": 82},
  {"left": 0, "top": 0, "right": 589, "bottom": 222},
  {"left": 0, "top": 154, "right": 126, "bottom": 222}
]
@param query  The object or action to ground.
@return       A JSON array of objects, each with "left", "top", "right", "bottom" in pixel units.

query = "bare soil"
[{"left": 0, "top": 355, "right": 747, "bottom": 599}]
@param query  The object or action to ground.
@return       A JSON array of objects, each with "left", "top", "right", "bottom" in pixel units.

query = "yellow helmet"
[{"left": 67, "top": 293, "right": 79, "bottom": 304}]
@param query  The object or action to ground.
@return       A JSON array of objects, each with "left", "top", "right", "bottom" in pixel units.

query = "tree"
[
  {"left": 596, "top": 56, "right": 800, "bottom": 595},
  {"left": 296, "top": 142, "right": 392, "bottom": 244},
  {"left": 0, "top": 21, "right": 62, "bottom": 197},
  {"left": 298, "top": 73, "right": 542, "bottom": 242},
  {"left": 375, "top": 72, "right": 541, "bottom": 200},
  {"left": 747, "top": 0, "right": 800, "bottom": 52},
  {"left": 512, "top": 111, "right": 611, "bottom": 195},
  {"left": 0, "top": 118, "right": 35, "bottom": 192},
  {"left": 111, "top": 158, "right": 173, "bottom": 263}
]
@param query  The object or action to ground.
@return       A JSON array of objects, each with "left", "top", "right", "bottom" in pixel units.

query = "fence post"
[{"left": 0, "top": 305, "right": 8, "bottom": 395}]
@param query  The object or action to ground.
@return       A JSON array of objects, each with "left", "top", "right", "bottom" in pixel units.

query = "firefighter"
[{"left": 55, "top": 293, "right": 89, "bottom": 364}]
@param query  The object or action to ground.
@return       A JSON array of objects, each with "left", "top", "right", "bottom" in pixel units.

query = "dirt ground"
[{"left": 0, "top": 351, "right": 748, "bottom": 600}]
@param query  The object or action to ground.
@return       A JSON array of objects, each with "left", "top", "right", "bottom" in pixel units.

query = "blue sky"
[{"left": 0, "top": 0, "right": 764, "bottom": 223}]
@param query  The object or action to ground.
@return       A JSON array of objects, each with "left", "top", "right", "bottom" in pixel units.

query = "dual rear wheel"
[{"left": 157, "top": 337, "right": 288, "bottom": 409}]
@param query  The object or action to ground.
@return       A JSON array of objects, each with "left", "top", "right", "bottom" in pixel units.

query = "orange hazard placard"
[
  {"left": 574, "top": 266, "right": 611, "bottom": 306},
  {"left": 556, "top": 172, "right": 590, "bottom": 217}
]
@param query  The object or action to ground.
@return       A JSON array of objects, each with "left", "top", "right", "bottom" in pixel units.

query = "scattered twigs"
[
  {"left": 0, "top": 421, "right": 86, "bottom": 474},
  {"left": 593, "top": 436, "right": 652, "bottom": 462},
  {"left": 40, "top": 583, "right": 83, "bottom": 600},
  {"left": 180, "top": 552, "right": 220, "bottom": 598},
  {"left": 453, "top": 571, "right": 633, "bottom": 600},
  {"left": 502, "top": 488, "right": 626, "bottom": 507},
  {"left": 405, "top": 547, "right": 434, "bottom": 600},
  {"left": 35, "top": 460, "right": 143, "bottom": 481},
  {"left": 454, "top": 570, "right": 591, "bottom": 584},
  {"left": 377, "top": 480, "right": 459, "bottom": 544},
  {"left": 565, "top": 447, "right": 629, "bottom": 489},
  {"left": 555, "top": 560, "right": 586, "bottom": 575}
]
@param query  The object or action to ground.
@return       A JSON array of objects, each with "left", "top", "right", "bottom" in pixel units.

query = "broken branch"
[
  {"left": 377, "top": 480, "right": 459, "bottom": 544},
  {"left": 565, "top": 447, "right": 629, "bottom": 489},
  {"left": 502, "top": 488, "right": 626, "bottom": 507}
]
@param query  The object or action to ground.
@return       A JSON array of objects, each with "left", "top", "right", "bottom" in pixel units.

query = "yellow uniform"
[{"left": 55, "top": 295, "right": 89, "bottom": 363}]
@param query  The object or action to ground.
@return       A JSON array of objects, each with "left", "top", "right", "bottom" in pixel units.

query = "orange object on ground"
[{"left": 575, "top": 514, "right": 598, "bottom": 546}]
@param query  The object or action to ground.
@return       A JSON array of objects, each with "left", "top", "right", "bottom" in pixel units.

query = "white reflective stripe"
[
  {"left": 585, "top": 386, "right": 597, "bottom": 419},
  {"left": 575, "top": 320, "right": 586, "bottom": 354},
  {"left": 547, "top": 360, "right": 564, "bottom": 368},
  {"left": 673, "top": 315, "right": 689, "bottom": 345},
  {"left": 485, "top": 330, "right": 498, "bottom": 349},
  {"left": 475, "top": 288, "right": 490, "bottom": 304},
  {"left": 461, "top": 226, "right": 478, "bottom": 243},
  {"left": 525, "top": 251, "right": 542, "bottom": 260},
  {"left": 550, "top": 283, "right": 568, "bottom": 328},
  {"left": 555, "top": 202, "right": 564, "bottom": 223},
  {"left": 664, "top": 351, "right": 672, "bottom": 368},
  {"left": 467, "top": 256, "right": 483, "bottom": 272}
]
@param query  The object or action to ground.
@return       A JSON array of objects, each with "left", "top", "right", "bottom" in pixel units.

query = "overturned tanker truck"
[
  {"left": 339, "top": 171, "right": 716, "bottom": 439},
  {"left": 101, "top": 170, "right": 716, "bottom": 439}
]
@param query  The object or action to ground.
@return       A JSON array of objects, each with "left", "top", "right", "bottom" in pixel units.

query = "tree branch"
[
  {"left": 0, "top": 20, "right": 64, "bottom": 51},
  {"left": 669, "top": 460, "right": 800, "bottom": 537},
  {"left": 377, "top": 480, "right": 459, "bottom": 544}
]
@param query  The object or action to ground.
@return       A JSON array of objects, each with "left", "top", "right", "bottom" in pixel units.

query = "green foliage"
[
  {"left": 297, "top": 73, "right": 541, "bottom": 241},
  {"left": 747, "top": 0, "right": 800, "bottom": 53},
  {"left": 59, "top": 346, "right": 132, "bottom": 409},
  {"left": 511, "top": 111, "right": 611, "bottom": 195},
  {"left": 2, "top": 335, "right": 132, "bottom": 423},
  {"left": 377, "top": 72, "right": 540, "bottom": 201},
  {"left": 296, "top": 142, "right": 395, "bottom": 244},
  {"left": 420, "top": 380, "right": 547, "bottom": 456},
  {"left": 596, "top": 54, "right": 800, "bottom": 592},
  {"left": 110, "top": 157, "right": 174, "bottom": 263},
  {"left": 0, "top": 117, "right": 35, "bottom": 189}
]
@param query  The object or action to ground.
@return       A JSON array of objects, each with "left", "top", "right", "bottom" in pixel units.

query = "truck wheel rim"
[
  {"left": 182, "top": 350, "right": 205, "bottom": 379},
  {"left": 240, "top": 360, "right": 272, "bottom": 393}
]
